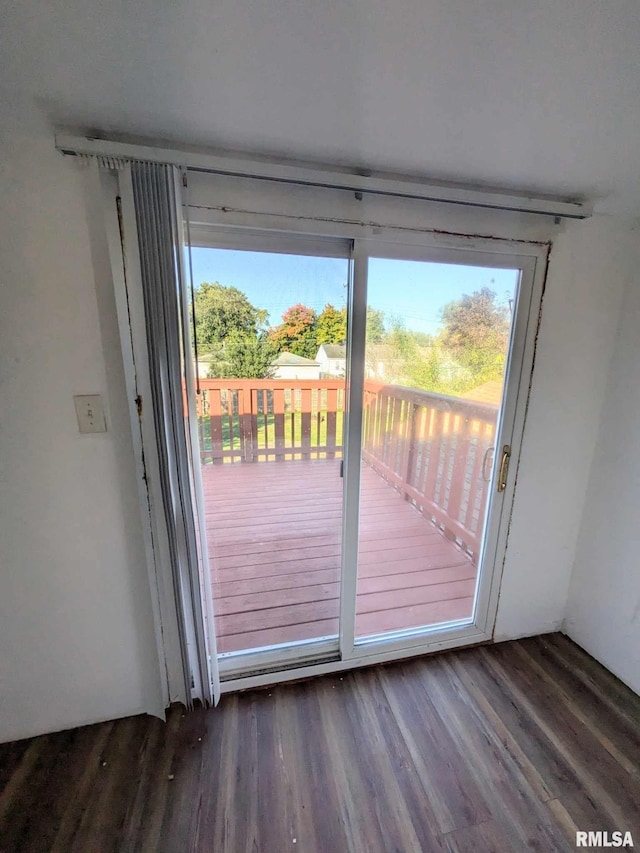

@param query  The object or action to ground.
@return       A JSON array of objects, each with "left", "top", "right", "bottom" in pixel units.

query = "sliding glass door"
[
  {"left": 185, "top": 228, "right": 543, "bottom": 678},
  {"left": 188, "top": 239, "right": 351, "bottom": 662},
  {"left": 351, "top": 253, "right": 519, "bottom": 645}
]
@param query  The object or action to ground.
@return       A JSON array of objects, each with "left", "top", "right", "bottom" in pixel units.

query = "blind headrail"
[{"left": 55, "top": 130, "right": 592, "bottom": 220}]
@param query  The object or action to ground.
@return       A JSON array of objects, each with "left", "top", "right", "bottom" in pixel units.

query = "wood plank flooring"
[
  {"left": 1, "top": 634, "right": 638, "bottom": 852},
  {"left": 203, "top": 459, "right": 476, "bottom": 653}
]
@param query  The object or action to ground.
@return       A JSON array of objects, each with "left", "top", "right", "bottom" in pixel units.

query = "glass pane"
[
  {"left": 355, "top": 258, "right": 519, "bottom": 640},
  {"left": 189, "top": 246, "right": 349, "bottom": 656}
]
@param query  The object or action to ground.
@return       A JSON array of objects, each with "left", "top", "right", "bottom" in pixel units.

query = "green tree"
[
  {"left": 373, "top": 317, "right": 418, "bottom": 384},
  {"left": 316, "top": 303, "right": 347, "bottom": 345},
  {"left": 386, "top": 317, "right": 417, "bottom": 361},
  {"left": 407, "top": 347, "right": 445, "bottom": 392},
  {"left": 408, "top": 329, "right": 433, "bottom": 347},
  {"left": 440, "top": 287, "right": 510, "bottom": 384},
  {"left": 366, "top": 307, "right": 386, "bottom": 343},
  {"left": 268, "top": 303, "right": 318, "bottom": 359},
  {"left": 193, "top": 282, "right": 265, "bottom": 352},
  {"left": 193, "top": 282, "right": 276, "bottom": 378},
  {"left": 224, "top": 331, "right": 277, "bottom": 379}
]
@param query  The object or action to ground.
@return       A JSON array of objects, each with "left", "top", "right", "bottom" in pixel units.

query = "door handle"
[{"left": 497, "top": 445, "right": 511, "bottom": 492}]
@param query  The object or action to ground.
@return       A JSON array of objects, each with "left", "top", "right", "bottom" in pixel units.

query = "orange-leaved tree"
[{"left": 268, "top": 303, "right": 318, "bottom": 359}]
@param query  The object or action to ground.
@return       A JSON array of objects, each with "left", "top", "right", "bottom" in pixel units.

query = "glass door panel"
[
  {"left": 355, "top": 257, "right": 519, "bottom": 641},
  {"left": 189, "top": 246, "right": 350, "bottom": 657}
]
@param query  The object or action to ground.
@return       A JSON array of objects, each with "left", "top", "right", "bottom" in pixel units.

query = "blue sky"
[{"left": 190, "top": 247, "right": 519, "bottom": 335}]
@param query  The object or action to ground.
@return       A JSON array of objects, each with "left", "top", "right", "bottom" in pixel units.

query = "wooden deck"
[{"left": 202, "top": 460, "right": 477, "bottom": 654}]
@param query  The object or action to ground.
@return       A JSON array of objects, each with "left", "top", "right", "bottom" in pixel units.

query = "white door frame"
[{"left": 187, "top": 220, "right": 548, "bottom": 688}]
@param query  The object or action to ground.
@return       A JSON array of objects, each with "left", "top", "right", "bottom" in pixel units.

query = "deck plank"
[
  {"left": 217, "top": 563, "right": 475, "bottom": 601},
  {"left": 203, "top": 459, "right": 477, "bottom": 653}
]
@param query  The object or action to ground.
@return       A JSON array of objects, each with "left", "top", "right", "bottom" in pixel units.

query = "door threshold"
[
  {"left": 220, "top": 628, "right": 491, "bottom": 693},
  {"left": 219, "top": 638, "right": 340, "bottom": 681}
]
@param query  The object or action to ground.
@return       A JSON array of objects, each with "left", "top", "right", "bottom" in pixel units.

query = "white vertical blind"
[{"left": 130, "top": 161, "right": 218, "bottom": 707}]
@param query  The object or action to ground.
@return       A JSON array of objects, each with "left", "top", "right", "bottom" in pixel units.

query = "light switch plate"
[{"left": 74, "top": 394, "right": 107, "bottom": 433}]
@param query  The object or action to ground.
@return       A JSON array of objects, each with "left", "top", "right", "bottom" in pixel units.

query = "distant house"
[
  {"left": 316, "top": 344, "right": 346, "bottom": 378},
  {"left": 271, "top": 351, "right": 321, "bottom": 380},
  {"left": 193, "top": 354, "right": 215, "bottom": 378}
]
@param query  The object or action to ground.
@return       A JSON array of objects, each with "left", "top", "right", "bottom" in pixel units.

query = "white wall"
[
  {"left": 4, "top": 0, "right": 640, "bottom": 214},
  {"left": 493, "top": 216, "right": 637, "bottom": 640},
  {"left": 0, "top": 129, "right": 163, "bottom": 743},
  {"left": 563, "top": 240, "right": 640, "bottom": 694}
]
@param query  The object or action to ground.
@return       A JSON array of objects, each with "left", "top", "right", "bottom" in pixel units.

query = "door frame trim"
[{"left": 186, "top": 221, "right": 550, "bottom": 683}]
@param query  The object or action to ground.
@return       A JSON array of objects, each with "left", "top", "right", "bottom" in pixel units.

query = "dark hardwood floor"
[{"left": 1, "top": 634, "right": 639, "bottom": 852}]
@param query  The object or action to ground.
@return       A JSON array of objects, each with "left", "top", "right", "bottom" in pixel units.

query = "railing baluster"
[
  {"left": 379, "top": 393, "right": 389, "bottom": 468},
  {"left": 464, "top": 422, "right": 484, "bottom": 537},
  {"left": 373, "top": 389, "right": 382, "bottom": 458},
  {"left": 314, "top": 389, "right": 322, "bottom": 460},
  {"left": 288, "top": 387, "right": 296, "bottom": 459},
  {"left": 209, "top": 387, "right": 223, "bottom": 464},
  {"left": 326, "top": 387, "right": 337, "bottom": 459},
  {"left": 273, "top": 387, "right": 285, "bottom": 461},
  {"left": 301, "top": 388, "right": 312, "bottom": 460},
  {"left": 389, "top": 396, "right": 403, "bottom": 478},
  {"left": 250, "top": 388, "right": 259, "bottom": 461},
  {"left": 447, "top": 414, "right": 472, "bottom": 528},
  {"left": 259, "top": 389, "right": 269, "bottom": 458},
  {"left": 227, "top": 389, "right": 236, "bottom": 462},
  {"left": 424, "top": 408, "right": 444, "bottom": 508},
  {"left": 399, "top": 402, "right": 418, "bottom": 500},
  {"left": 415, "top": 406, "right": 429, "bottom": 490},
  {"left": 237, "top": 385, "right": 253, "bottom": 463}
]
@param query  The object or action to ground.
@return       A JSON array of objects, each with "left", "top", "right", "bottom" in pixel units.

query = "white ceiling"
[{"left": 2, "top": 0, "right": 640, "bottom": 213}]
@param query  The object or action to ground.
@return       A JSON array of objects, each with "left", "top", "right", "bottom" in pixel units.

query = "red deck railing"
[
  {"left": 195, "top": 378, "right": 346, "bottom": 463},
  {"left": 362, "top": 381, "right": 497, "bottom": 561},
  {"left": 194, "top": 378, "right": 498, "bottom": 561}
]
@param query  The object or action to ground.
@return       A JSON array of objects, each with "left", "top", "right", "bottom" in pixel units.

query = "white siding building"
[
  {"left": 271, "top": 352, "right": 321, "bottom": 380},
  {"left": 316, "top": 344, "right": 346, "bottom": 378}
]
